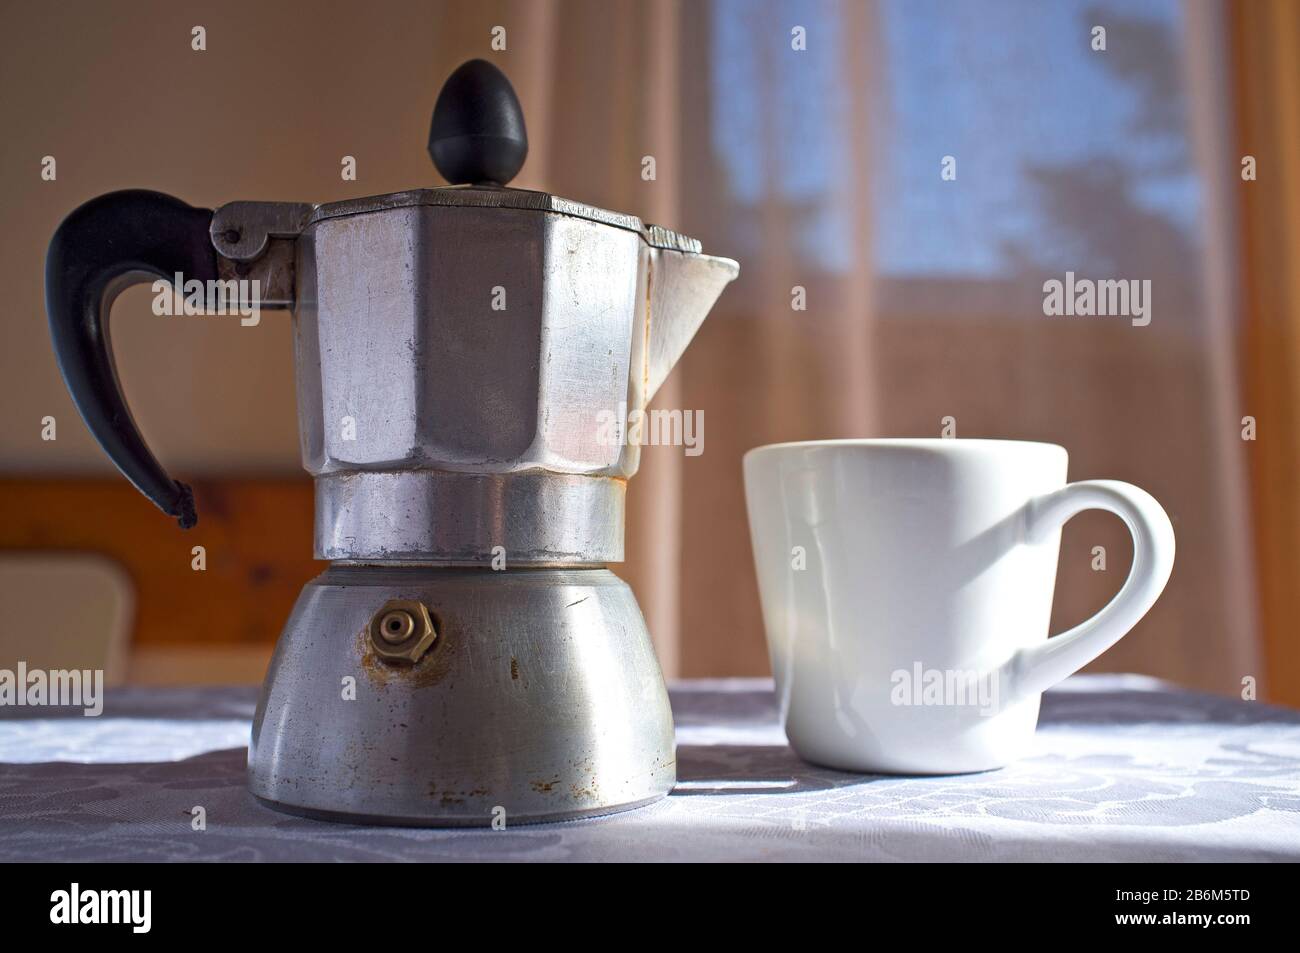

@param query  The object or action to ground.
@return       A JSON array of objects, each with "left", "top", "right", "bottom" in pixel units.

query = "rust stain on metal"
[
  {"left": 357, "top": 622, "right": 454, "bottom": 689},
  {"left": 429, "top": 782, "right": 490, "bottom": 802},
  {"left": 357, "top": 627, "right": 393, "bottom": 687}
]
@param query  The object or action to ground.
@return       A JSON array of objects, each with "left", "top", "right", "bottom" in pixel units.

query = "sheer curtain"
[
  {"left": 0, "top": 0, "right": 1257, "bottom": 690},
  {"left": 433, "top": 0, "right": 1258, "bottom": 689}
]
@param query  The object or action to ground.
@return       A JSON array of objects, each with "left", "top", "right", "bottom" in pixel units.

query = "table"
[{"left": 1, "top": 675, "right": 1297, "bottom": 861}]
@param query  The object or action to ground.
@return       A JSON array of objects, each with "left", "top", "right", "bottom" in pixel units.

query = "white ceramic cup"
[{"left": 743, "top": 439, "right": 1175, "bottom": 774}]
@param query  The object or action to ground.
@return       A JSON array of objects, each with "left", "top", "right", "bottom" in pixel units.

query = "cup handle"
[{"left": 1006, "top": 480, "right": 1176, "bottom": 702}]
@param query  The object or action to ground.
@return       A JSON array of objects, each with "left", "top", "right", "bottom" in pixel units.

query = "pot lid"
[{"left": 307, "top": 60, "right": 702, "bottom": 255}]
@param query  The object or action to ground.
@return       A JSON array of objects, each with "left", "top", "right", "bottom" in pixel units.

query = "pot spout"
[{"left": 644, "top": 248, "right": 740, "bottom": 403}]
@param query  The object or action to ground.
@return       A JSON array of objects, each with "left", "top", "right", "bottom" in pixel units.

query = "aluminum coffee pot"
[{"left": 46, "top": 60, "right": 738, "bottom": 824}]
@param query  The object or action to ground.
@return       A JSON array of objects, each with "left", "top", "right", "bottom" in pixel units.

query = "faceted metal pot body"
[
  {"left": 276, "top": 189, "right": 738, "bottom": 565},
  {"left": 231, "top": 189, "right": 738, "bottom": 824}
]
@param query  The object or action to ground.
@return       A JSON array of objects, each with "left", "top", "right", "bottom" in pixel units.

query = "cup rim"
[{"left": 743, "top": 437, "right": 1067, "bottom": 464}]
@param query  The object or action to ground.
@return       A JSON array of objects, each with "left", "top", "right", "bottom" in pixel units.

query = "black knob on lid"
[{"left": 429, "top": 59, "right": 528, "bottom": 186}]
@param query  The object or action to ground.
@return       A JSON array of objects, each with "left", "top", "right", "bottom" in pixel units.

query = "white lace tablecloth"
[{"left": 1, "top": 675, "right": 1298, "bottom": 862}]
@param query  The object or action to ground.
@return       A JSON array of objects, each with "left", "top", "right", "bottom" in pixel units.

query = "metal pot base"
[
  {"left": 248, "top": 566, "right": 676, "bottom": 826},
  {"left": 252, "top": 792, "right": 668, "bottom": 828}
]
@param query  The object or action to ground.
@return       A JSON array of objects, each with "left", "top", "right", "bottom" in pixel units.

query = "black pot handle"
[{"left": 45, "top": 190, "right": 218, "bottom": 528}]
